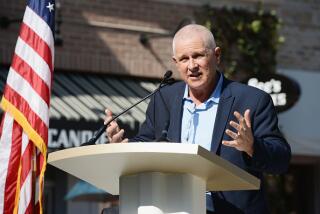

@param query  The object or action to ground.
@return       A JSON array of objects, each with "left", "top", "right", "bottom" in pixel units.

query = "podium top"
[{"left": 48, "top": 143, "right": 260, "bottom": 195}]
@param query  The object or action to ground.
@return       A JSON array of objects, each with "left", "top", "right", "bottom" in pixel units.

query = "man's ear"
[{"left": 214, "top": 47, "right": 221, "bottom": 64}]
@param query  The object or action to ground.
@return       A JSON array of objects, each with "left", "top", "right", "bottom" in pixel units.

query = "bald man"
[{"left": 105, "top": 24, "right": 291, "bottom": 214}]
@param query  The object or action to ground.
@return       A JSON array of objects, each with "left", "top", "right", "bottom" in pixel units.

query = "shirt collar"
[{"left": 183, "top": 72, "right": 223, "bottom": 104}]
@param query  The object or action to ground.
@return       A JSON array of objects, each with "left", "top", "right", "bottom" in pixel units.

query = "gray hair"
[{"left": 172, "top": 24, "right": 216, "bottom": 55}]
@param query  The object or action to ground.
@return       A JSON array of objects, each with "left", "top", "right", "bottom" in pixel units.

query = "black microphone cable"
[{"left": 81, "top": 70, "right": 174, "bottom": 146}]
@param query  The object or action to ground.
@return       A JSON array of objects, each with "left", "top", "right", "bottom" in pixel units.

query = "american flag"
[{"left": 0, "top": 0, "right": 55, "bottom": 213}]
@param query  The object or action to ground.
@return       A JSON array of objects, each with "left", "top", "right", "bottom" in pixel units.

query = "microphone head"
[
  {"left": 164, "top": 70, "right": 172, "bottom": 79},
  {"left": 165, "top": 78, "right": 175, "bottom": 85}
]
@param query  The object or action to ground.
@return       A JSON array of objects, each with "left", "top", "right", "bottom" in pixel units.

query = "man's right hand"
[{"left": 104, "top": 109, "right": 128, "bottom": 143}]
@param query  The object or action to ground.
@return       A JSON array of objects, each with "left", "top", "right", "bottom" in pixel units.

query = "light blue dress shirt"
[
  {"left": 180, "top": 74, "right": 223, "bottom": 212},
  {"left": 180, "top": 74, "right": 223, "bottom": 151}
]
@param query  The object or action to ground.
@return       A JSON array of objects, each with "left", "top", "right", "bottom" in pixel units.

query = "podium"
[{"left": 48, "top": 143, "right": 260, "bottom": 214}]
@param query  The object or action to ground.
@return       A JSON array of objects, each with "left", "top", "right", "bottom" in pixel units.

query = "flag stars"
[{"left": 46, "top": 2, "right": 54, "bottom": 12}]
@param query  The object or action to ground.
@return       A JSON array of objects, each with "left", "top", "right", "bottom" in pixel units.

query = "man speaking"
[{"left": 105, "top": 24, "right": 291, "bottom": 214}]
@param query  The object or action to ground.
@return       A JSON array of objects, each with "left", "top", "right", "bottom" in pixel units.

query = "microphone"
[{"left": 81, "top": 70, "right": 174, "bottom": 146}]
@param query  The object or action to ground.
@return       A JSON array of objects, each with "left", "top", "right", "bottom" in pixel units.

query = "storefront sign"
[
  {"left": 245, "top": 73, "right": 300, "bottom": 113},
  {"left": 48, "top": 128, "right": 107, "bottom": 148},
  {"left": 48, "top": 119, "right": 139, "bottom": 149}
]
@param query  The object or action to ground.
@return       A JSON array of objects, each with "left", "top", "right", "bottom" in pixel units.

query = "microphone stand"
[{"left": 81, "top": 71, "right": 174, "bottom": 146}]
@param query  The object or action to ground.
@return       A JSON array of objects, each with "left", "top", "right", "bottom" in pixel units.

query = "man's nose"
[{"left": 188, "top": 58, "right": 198, "bottom": 71}]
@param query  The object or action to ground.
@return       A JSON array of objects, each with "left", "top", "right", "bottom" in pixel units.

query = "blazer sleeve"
[
  {"left": 243, "top": 92, "right": 291, "bottom": 174},
  {"left": 129, "top": 96, "right": 156, "bottom": 142}
]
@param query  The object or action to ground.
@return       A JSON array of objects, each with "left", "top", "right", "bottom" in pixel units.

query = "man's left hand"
[{"left": 222, "top": 109, "right": 254, "bottom": 157}]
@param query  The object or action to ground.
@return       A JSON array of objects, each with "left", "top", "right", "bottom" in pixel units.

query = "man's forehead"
[
  {"left": 175, "top": 31, "right": 203, "bottom": 41},
  {"left": 175, "top": 35, "right": 205, "bottom": 46},
  {"left": 175, "top": 46, "right": 208, "bottom": 58},
  {"left": 175, "top": 37, "right": 206, "bottom": 50}
]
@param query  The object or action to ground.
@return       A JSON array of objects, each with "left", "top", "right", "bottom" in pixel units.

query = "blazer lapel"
[
  {"left": 167, "top": 83, "right": 185, "bottom": 143},
  {"left": 210, "top": 79, "right": 234, "bottom": 153}
]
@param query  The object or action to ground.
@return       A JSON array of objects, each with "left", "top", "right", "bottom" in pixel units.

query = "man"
[{"left": 105, "top": 24, "right": 291, "bottom": 214}]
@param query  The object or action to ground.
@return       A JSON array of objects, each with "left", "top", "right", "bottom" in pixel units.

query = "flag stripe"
[
  {"left": 21, "top": 133, "right": 30, "bottom": 156},
  {"left": 20, "top": 137, "right": 32, "bottom": 188},
  {"left": 18, "top": 150, "right": 32, "bottom": 214},
  {"left": 18, "top": 171, "right": 32, "bottom": 214},
  {"left": 11, "top": 54, "right": 50, "bottom": 105},
  {"left": 23, "top": 198, "right": 34, "bottom": 214},
  {"left": 0, "top": 113, "right": 14, "bottom": 214},
  {"left": 3, "top": 86, "right": 48, "bottom": 144},
  {"left": 15, "top": 37, "right": 51, "bottom": 88},
  {"left": 34, "top": 201, "right": 40, "bottom": 214},
  {"left": 34, "top": 152, "right": 41, "bottom": 213},
  {"left": 23, "top": 6, "right": 54, "bottom": 63},
  {"left": 19, "top": 23, "right": 53, "bottom": 72},
  {"left": 3, "top": 120, "right": 22, "bottom": 213},
  {"left": 5, "top": 67, "right": 49, "bottom": 126}
]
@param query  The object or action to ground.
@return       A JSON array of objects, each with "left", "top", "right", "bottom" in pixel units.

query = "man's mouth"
[{"left": 189, "top": 73, "right": 201, "bottom": 78}]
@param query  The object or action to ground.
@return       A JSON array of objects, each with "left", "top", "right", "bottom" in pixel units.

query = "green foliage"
[{"left": 196, "top": 5, "right": 284, "bottom": 78}]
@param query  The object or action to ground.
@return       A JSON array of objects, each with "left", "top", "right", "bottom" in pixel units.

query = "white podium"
[{"left": 48, "top": 143, "right": 260, "bottom": 214}]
